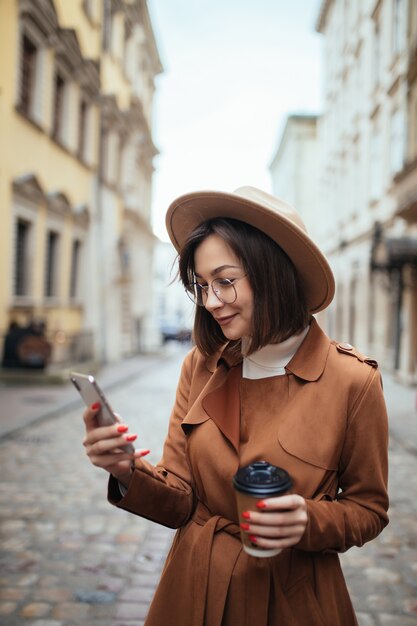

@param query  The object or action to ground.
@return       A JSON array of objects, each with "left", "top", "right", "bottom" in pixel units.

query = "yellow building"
[{"left": 0, "top": 0, "right": 162, "bottom": 369}]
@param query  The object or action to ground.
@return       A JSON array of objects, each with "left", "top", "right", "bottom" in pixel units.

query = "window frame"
[
  {"left": 11, "top": 198, "right": 38, "bottom": 304},
  {"left": 69, "top": 237, "right": 83, "bottom": 300},
  {"left": 16, "top": 21, "right": 46, "bottom": 126},
  {"left": 390, "top": 106, "right": 405, "bottom": 175},
  {"left": 50, "top": 63, "right": 72, "bottom": 147},
  {"left": 44, "top": 228, "right": 60, "bottom": 299},
  {"left": 14, "top": 218, "right": 32, "bottom": 297}
]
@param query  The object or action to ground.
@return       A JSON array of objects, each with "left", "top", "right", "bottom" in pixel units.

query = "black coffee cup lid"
[{"left": 233, "top": 461, "right": 292, "bottom": 496}]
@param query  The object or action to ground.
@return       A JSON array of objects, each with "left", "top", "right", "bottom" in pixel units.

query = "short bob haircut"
[{"left": 178, "top": 218, "right": 310, "bottom": 358}]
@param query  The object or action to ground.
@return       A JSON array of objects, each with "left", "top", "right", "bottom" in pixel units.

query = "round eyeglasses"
[{"left": 185, "top": 276, "right": 247, "bottom": 307}]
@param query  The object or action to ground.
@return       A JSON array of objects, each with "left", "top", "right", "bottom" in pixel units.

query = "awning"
[{"left": 371, "top": 227, "right": 417, "bottom": 271}]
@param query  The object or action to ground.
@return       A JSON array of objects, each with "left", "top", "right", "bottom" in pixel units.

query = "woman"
[{"left": 83, "top": 187, "right": 389, "bottom": 626}]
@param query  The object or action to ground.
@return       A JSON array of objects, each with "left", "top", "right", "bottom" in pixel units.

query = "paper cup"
[{"left": 233, "top": 461, "right": 292, "bottom": 558}]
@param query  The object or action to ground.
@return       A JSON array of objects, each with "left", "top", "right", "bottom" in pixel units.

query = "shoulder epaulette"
[{"left": 335, "top": 342, "right": 378, "bottom": 368}]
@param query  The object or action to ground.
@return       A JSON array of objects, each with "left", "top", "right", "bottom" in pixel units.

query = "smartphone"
[{"left": 70, "top": 372, "right": 134, "bottom": 453}]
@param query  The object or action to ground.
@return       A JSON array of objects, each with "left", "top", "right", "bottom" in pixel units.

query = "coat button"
[{"left": 339, "top": 342, "right": 353, "bottom": 350}]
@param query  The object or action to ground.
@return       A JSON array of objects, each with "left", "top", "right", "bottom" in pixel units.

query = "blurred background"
[{"left": 0, "top": 0, "right": 416, "bottom": 383}]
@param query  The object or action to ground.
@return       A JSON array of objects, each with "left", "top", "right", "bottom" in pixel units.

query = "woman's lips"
[{"left": 214, "top": 314, "right": 237, "bottom": 326}]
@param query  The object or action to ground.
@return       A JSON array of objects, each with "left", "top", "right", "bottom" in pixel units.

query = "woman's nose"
[{"left": 204, "top": 287, "right": 223, "bottom": 311}]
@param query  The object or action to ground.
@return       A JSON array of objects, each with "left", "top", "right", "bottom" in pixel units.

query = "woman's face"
[{"left": 194, "top": 234, "right": 254, "bottom": 340}]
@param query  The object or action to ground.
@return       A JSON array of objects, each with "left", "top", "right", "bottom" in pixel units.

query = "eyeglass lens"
[{"left": 187, "top": 278, "right": 237, "bottom": 306}]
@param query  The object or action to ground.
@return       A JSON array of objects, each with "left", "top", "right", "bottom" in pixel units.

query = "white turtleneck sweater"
[{"left": 242, "top": 326, "right": 309, "bottom": 380}]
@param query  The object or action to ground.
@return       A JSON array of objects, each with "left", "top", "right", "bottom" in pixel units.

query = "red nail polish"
[
  {"left": 241, "top": 511, "right": 251, "bottom": 519},
  {"left": 256, "top": 500, "right": 266, "bottom": 509},
  {"left": 125, "top": 434, "right": 137, "bottom": 442},
  {"left": 140, "top": 449, "right": 151, "bottom": 456},
  {"left": 91, "top": 402, "right": 101, "bottom": 410},
  {"left": 117, "top": 424, "right": 128, "bottom": 433},
  {"left": 248, "top": 535, "right": 257, "bottom": 543},
  {"left": 240, "top": 522, "right": 250, "bottom": 531}
]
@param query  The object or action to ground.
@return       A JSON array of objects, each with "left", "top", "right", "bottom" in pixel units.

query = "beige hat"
[{"left": 165, "top": 186, "right": 335, "bottom": 313}]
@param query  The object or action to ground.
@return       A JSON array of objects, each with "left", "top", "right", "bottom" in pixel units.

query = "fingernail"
[
  {"left": 248, "top": 535, "right": 257, "bottom": 543},
  {"left": 91, "top": 402, "right": 101, "bottom": 410},
  {"left": 117, "top": 424, "right": 128, "bottom": 433},
  {"left": 125, "top": 434, "right": 137, "bottom": 442},
  {"left": 241, "top": 511, "right": 251, "bottom": 519},
  {"left": 256, "top": 500, "right": 266, "bottom": 509},
  {"left": 140, "top": 449, "right": 151, "bottom": 457},
  {"left": 240, "top": 522, "right": 250, "bottom": 531}
]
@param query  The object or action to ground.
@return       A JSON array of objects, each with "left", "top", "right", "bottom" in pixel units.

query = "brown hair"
[{"left": 178, "top": 218, "right": 309, "bottom": 358}]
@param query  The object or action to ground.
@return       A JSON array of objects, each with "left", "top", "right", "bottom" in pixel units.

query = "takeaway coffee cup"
[{"left": 233, "top": 461, "right": 292, "bottom": 558}]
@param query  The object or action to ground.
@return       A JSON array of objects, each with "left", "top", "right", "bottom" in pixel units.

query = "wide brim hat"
[{"left": 165, "top": 186, "right": 335, "bottom": 313}]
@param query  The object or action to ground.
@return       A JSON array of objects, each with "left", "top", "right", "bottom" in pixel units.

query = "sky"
[{"left": 147, "top": 0, "right": 323, "bottom": 241}]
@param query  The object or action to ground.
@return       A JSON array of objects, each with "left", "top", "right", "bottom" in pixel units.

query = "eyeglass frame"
[{"left": 185, "top": 275, "right": 248, "bottom": 307}]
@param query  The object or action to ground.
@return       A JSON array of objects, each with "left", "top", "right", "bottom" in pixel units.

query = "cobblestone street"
[
  {"left": 0, "top": 347, "right": 417, "bottom": 625},
  {"left": 0, "top": 349, "right": 181, "bottom": 626}
]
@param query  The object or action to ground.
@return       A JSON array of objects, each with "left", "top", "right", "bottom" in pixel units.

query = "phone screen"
[{"left": 70, "top": 372, "right": 134, "bottom": 453}]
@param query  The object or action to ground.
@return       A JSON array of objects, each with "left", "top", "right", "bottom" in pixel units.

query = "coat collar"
[
  {"left": 285, "top": 317, "right": 330, "bottom": 381},
  {"left": 205, "top": 317, "right": 330, "bottom": 382},
  {"left": 186, "top": 318, "right": 330, "bottom": 454},
  {"left": 205, "top": 345, "right": 241, "bottom": 373}
]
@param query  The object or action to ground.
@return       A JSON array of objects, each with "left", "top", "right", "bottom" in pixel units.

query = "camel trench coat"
[{"left": 108, "top": 318, "right": 389, "bottom": 626}]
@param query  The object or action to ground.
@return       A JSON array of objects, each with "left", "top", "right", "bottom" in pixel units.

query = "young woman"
[{"left": 83, "top": 187, "right": 389, "bottom": 626}]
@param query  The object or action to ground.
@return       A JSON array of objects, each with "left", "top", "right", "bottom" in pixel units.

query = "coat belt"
[
  {"left": 190, "top": 502, "right": 241, "bottom": 626},
  {"left": 190, "top": 502, "right": 295, "bottom": 626}
]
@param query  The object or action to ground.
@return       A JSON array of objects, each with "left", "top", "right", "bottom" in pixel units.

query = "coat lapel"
[
  {"left": 201, "top": 363, "right": 241, "bottom": 453},
  {"left": 182, "top": 320, "right": 331, "bottom": 457},
  {"left": 182, "top": 360, "right": 241, "bottom": 454}
]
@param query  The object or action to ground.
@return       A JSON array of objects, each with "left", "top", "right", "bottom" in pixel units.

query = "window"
[
  {"left": 352, "top": 137, "right": 361, "bottom": 214},
  {"left": 390, "top": 108, "right": 405, "bottom": 174},
  {"left": 373, "top": 15, "right": 381, "bottom": 87},
  {"left": 69, "top": 239, "right": 81, "bottom": 298},
  {"left": 52, "top": 73, "right": 65, "bottom": 141},
  {"left": 392, "top": 0, "right": 405, "bottom": 56},
  {"left": 19, "top": 34, "right": 37, "bottom": 116},
  {"left": 409, "top": 88, "right": 417, "bottom": 162},
  {"left": 78, "top": 99, "right": 88, "bottom": 160},
  {"left": 14, "top": 219, "right": 31, "bottom": 296},
  {"left": 45, "top": 230, "right": 59, "bottom": 297},
  {"left": 369, "top": 120, "right": 383, "bottom": 200},
  {"left": 102, "top": 0, "right": 112, "bottom": 51}
]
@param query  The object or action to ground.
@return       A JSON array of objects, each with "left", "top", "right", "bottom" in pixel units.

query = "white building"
[
  {"left": 269, "top": 114, "right": 333, "bottom": 329},
  {"left": 270, "top": 114, "right": 320, "bottom": 243},
  {"left": 315, "top": 0, "right": 417, "bottom": 382}
]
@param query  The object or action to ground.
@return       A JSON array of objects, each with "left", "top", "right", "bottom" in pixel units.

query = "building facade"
[
  {"left": 270, "top": 114, "right": 320, "bottom": 240},
  {"left": 315, "top": 0, "right": 417, "bottom": 382},
  {"left": 269, "top": 114, "right": 333, "bottom": 327},
  {"left": 0, "top": 0, "right": 162, "bottom": 368}
]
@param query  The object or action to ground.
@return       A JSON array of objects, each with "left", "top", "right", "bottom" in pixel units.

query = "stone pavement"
[
  {"left": 0, "top": 349, "right": 417, "bottom": 625},
  {"left": 0, "top": 343, "right": 182, "bottom": 439},
  {"left": 0, "top": 345, "right": 183, "bottom": 626},
  {"left": 339, "top": 371, "right": 417, "bottom": 625}
]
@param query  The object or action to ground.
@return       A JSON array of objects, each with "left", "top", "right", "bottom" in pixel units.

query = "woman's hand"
[
  {"left": 82, "top": 403, "right": 150, "bottom": 487},
  {"left": 239, "top": 494, "right": 308, "bottom": 550}
]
